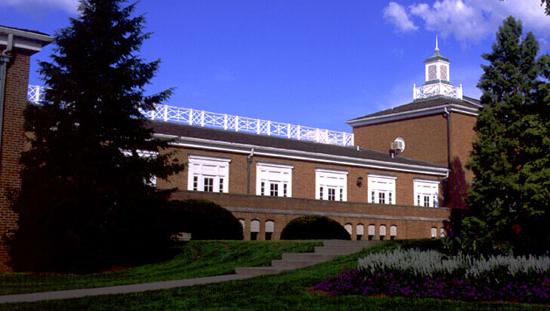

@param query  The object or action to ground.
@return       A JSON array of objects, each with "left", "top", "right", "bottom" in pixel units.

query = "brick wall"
[
  {"left": 157, "top": 146, "right": 447, "bottom": 206},
  {"left": 352, "top": 114, "right": 449, "bottom": 166},
  {"left": 450, "top": 112, "right": 477, "bottom": 183},
  {"left": 0, "top": 50, "right": 31, "bottom": 272},
  {"left": 171, "top": 191, "right": 450, "bottom": 241}
]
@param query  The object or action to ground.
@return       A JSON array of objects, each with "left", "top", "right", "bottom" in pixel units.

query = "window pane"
[
  {"left": 388, "top": 192, "right": 393, "bottom": 205},
  {"left": 219, "top": 178, "right": 224, "bottom": 193},
  {"left": 193, "top": 176, "right": 198, "bottom": 191},
  {"left": 328, "top": 188, "right": 336, "bottom": 201},
  {"left": 204, "top": 177, "right": 214, "bottom": 192},
  {"left": 270, "top": 183, "right": 279, "bottom": 197},
  {"left": 424, "top": 195, "right": 430, "bottom": 207},
  {"left": 379, "top": 192, "right": 385, "bottom": 204},
  {"left": 260, "top": 182, "right": 265, "bottom": 196},
  {"left": 283, "top": 184, "right": 288, "bottom": 197},
  {"left": 320, "top": 187, "right": 324, "bottom": 200}
]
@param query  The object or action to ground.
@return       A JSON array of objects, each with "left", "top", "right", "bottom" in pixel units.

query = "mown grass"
[
  {"left": 2, "top": 241, "right": 547, "bottom": 311},
  {"left": 0, "top": 240, "right": 319, "bottom": 295}
]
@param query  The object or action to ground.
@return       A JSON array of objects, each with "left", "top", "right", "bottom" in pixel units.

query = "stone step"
[
  {"left": 270, "top": 259, "right": 317, "bottom": 269},
  {"left": 313, "top": 246, "right": 365, "bottom": 256},
  {"left": 234, "top": 266, "right": 288, "bottom": 276},
  {"left": 281, "top": 253, "right": 336, "bottom": 262}
]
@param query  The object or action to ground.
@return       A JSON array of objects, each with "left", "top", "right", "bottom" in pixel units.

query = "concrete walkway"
[{"left": 0, "top": 240, "right": 375, "bottom": 304}]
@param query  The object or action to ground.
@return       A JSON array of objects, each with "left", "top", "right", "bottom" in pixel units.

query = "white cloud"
[
  {"left": 0, "top": 0, "right": 78, "bottom": 13},
  {"left": 383, "top": 2, "right": 418, "bottom": 32},
  {"left": 387, "top": 0, "right": 550, "bottom": 43}
]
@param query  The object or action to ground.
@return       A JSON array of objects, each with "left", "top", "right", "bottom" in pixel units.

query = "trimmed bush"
[
  {"left": 165, "top": 200, "right": 243, "bottom": 240},
  {"left": 280, "top": 216, "right": 350, "bottom": 240}
]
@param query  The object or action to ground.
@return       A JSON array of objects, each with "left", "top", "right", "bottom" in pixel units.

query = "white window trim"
[
  {"left": 315, "top": 169, "right": 348, "bottom": 201},
  {"left": 413, "top": 179, "right": 440, "bottom": 208},
  {"left": 256, "top": 162, "right": 293, "bottom": 198},
  {"left": 367, "top": 174, "right": 396, "bottom": 205},
  {"left": 187, "top": 155, "right": 231, "bottom": 193}
]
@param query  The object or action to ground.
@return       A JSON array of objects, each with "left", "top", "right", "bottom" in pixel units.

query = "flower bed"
[{"left": 314, "top": 249, "right": 550, "bottom": 303}]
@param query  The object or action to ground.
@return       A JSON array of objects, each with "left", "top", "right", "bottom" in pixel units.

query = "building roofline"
[
  {"left": 154, "top": 133, "right": 449, "bottom": 177},
  {"left": 0, "top": 25, "right": 53, "bottom": 52},
  {"left": 347, "top": 96, "right": 480, "bottom": 127}
]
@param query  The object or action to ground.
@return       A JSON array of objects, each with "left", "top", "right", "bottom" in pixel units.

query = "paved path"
[{"left": 0, "top": 240, "right": 375, "bottom": 304}]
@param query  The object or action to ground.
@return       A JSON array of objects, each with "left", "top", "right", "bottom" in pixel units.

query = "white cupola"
[{"left": 413, "top": 36, "right": 463, "bottom": 100}]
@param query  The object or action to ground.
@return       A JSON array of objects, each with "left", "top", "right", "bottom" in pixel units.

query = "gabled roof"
[
  {"left": 150, "top": 121, "right": 449, "bottom": 176},
  {"left": 347, "top": 95, "right": 480, "bottom": 127}
]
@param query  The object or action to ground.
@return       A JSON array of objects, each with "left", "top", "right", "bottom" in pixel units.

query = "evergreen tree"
[
  {"left": 7, "top": 0, "right": 182, "bottom": 272},
  {"left": 461, "top": 17, "right": 550, "bottom": 255}
]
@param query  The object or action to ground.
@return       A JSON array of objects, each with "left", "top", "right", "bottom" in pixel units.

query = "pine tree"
[
  {"left": 7, "top": 0, "right": 183, "bottom": 272},
  {"left": 461, "top": 17, "right": 550, "bottom": 255}
]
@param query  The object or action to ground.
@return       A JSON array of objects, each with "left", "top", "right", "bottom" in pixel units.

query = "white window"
[
  {"left": 368, "top": 175, "right": 396, "bottom": 205},
  {"left": 315, "top": 169, "right": 348, "bottom": 201},
  {"left": 414, "top": 179, "right": 439, "bottom": 208},
  {"left": 440, "top": 227, "right": 446, "bottom": 238},
  {"left": 188, "top": 156, "right": 230, "bottom": 193},
  {"left": 256, "top": 163, "right": 292, "bottom": 198}
]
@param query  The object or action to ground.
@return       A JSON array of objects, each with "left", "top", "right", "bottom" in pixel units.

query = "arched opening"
[
  {"left": 344, "top": 223, "right": 353, "bottom": 237},
  {"left": 368, "top": 224, "right": 375, "bottom": 240},
  {"left": 390, "top": 225, "right": 397, "bottom": 240},
  {"left": 356, "top": 224, "right": 364, "bottom": 241},
  {"left": 379, "top": 225, "right": 386, "bottom": 241},
  {"left": 431, "top": 227, "right": 437, "bottom": 239},
  {"left": 265, "top": 220, "right": 275, "bottom": 240},
  {"left": 250, "top": 219, "right": 260, "bottom": 240}
]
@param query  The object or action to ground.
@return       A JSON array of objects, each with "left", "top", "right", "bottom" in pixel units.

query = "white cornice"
[{"left": 154, "top": 133, "right": 449, "bottom": 177}]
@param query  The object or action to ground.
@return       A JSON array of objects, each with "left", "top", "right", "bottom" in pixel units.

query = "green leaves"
[{"left": 461, "top": 17, "right": 550, "bottom": 255}]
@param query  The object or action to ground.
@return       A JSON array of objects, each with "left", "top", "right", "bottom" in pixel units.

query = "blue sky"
[{"left": 1, "top": 0, "right": 549, "bottom": 132}]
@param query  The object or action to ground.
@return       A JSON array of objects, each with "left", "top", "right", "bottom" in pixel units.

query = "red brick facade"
[{"left": 0, "top": 50, "right": 32, "bottom": 272}]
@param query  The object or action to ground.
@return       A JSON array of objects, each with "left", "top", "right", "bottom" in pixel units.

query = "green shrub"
[
  {"left": 165, "top": 200, "right": 243, "bottom": 240},
  {"left": 280, "top": 216, "right": 350, "bottom": 240}
]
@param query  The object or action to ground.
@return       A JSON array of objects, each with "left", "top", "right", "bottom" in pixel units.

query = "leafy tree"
[
  {"left": 7, "top": 0, "right": 183, "bottom": 272},
  {"left": 543, "top": 0, "right": 550, "bottom": 15},
  {"left": 461, "top": 17, "right": 550, "bottom": 255}
]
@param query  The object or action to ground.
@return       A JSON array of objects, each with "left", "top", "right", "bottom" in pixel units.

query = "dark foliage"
[
  {"left": 315, "top": 269, "right": 550, "bottom": 303},
  {"left": 165, "top": 200, "right": 243, "bottom": 240},
  {"left": 460, "top": 17, "right": 550, "bottom": 255},
  {"left": 280, "top": 215, "right": 350, "bottom": 240},
  {"left": 6, "top": 0, "right": 183, "bottom": 272}
]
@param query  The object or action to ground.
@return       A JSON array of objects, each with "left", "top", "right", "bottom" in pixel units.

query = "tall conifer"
[
  {"left": 8, "top": 0, "right": 182, "bottom": 271},
  {"left": 462, "top": 17, "right": 549, "bottom": 254}
]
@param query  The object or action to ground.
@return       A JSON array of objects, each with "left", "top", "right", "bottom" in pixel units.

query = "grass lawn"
[
  {"left": 2, "top": 241, "right": 547, "bottom": 311},
  {"left": 0, "top": 240, "right": 319, "bottom": 295}
]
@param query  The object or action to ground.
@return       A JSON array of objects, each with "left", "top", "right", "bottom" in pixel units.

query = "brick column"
[{"left": 0, "top": 50, "right": 31, "bottom": 271}]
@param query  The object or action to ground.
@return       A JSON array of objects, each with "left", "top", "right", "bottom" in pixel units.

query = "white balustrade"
[
  {"left": 27, "top": 85, "right": 354, "bottom": 147},
  {"left": 413, "top": 82, "right": 463, "bottom": 100}
]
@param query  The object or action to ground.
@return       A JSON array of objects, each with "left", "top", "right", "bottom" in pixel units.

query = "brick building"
[{"left": 0, "top": 25, "right": 479, "bottom": 270}]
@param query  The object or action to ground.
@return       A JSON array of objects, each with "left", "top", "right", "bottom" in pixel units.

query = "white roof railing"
[{"left": 27, "top": 85, "right": 354, "bottom": 147}]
